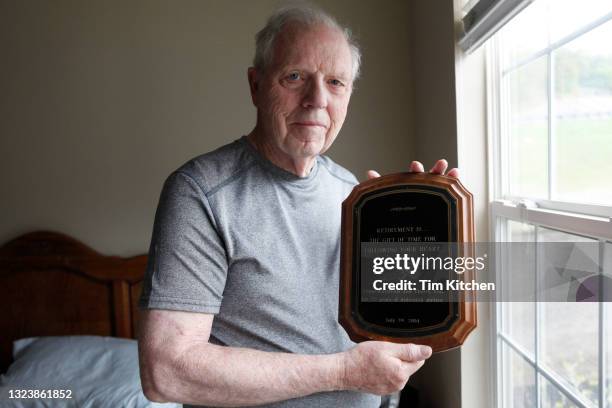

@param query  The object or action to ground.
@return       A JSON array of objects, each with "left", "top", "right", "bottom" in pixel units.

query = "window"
[{"left": 487, "top": 1, "right": 612, "bottom": 407}]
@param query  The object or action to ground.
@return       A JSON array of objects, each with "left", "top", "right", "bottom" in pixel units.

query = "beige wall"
[
  {"left": 0, "top": 0, "right": 414, "bottom": 256},
  {"left": 411, "top": 0, "right": 459, "bottom": 169}
]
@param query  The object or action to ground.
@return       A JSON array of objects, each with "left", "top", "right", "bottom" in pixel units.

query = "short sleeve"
[{"left": 139, "top": 171, "right": 228, "bottom": 314}]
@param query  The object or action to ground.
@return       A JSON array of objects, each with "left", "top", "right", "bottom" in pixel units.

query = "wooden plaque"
[{"left": 339, "top": 172, "right": 476, "bottom": 352}]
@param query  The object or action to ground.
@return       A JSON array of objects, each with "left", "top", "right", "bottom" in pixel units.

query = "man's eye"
[
  {"left": 287, "top": 72, "right": 301, "bottom": 81},
  {"left": 329, "top": 79, "right": 344, "bottom": 87}
]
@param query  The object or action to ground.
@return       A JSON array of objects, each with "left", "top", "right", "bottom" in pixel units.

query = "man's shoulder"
[
  {"left": 173, "top": 137, "right": 255, "bottom": 195},
  {"left": 318, "top": 155, "right": 359, "bottom": 187}
]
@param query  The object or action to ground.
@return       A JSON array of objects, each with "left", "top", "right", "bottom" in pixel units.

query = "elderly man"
[{"left": 138, "top": 5, "right": 457, "bottom": 408}]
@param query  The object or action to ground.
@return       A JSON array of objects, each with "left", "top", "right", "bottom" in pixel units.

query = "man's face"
[{"left": 249, "top": 23, "right": 354, "bottom": 162}]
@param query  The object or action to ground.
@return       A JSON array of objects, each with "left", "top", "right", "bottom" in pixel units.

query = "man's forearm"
[{"left": 145, "top": 342, "right": 344, "bottom": 406}]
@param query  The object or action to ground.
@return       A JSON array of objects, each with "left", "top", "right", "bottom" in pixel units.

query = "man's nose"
[{"left": 301, "top": 78, "right": 327, "bottom": 109}]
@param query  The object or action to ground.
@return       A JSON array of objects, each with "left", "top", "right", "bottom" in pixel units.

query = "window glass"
[
  {"left": 502, "top": 342, "right": 536, "bottom": 408},
  {"left": 501, "top": 0, "right": 549, "bottom": 69},
  {"left": 540, "top": 375, "right": 580, "bottom": 408},
  {"left": 552, "top": 19, "right": 612, "bottom": 205},
  {"left": 537, "top": 227, "right": 599, "bottom": 406},
  {"left": 507, "top": 57, "right": 548, "bottom": 198},
  {"left": 501, "top": 220, "right": 536, "bottom": 354},
  {"left": 549, "top": 0, "right": 612, "bottom": 44}
]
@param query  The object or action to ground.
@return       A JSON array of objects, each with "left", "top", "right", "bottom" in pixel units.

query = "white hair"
[{"left": 253, "top": 3, "right": 362, "bottom": 81}]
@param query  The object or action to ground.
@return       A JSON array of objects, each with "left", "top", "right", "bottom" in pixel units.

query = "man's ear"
[{"left": 248, "top": 67, "right": 259, "bottom": 106}]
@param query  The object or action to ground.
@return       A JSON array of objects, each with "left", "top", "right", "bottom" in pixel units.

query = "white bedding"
[{"left": 0, "top": 336, "right": 182, "bottom": 408}]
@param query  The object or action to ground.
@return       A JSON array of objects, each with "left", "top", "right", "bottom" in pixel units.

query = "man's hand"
[
  {"left": 367, "top": 159, "right": 459, "bottom": 180},
  {"left": 340, "top": 341, "right": 432, "bottom": 395}
]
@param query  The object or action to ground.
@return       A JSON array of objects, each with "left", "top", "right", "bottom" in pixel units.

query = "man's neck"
[{"left": 246, "top": 129, "right": 316, "bottom": 178}]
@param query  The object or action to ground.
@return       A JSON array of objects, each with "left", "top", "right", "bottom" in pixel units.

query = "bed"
[{"left": 0, "top": 230, "right": 180, "bottom": 407}]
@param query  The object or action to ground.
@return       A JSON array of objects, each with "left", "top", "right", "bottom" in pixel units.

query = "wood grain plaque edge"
[{"left": 339, "top": 172, "right": 477, "bottom": 353}]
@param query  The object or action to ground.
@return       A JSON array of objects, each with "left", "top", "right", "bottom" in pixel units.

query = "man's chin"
[{"left": 287, "top": 134, "right": 325, "bottom": 156}]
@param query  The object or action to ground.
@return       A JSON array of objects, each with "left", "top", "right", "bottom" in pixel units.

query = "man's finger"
[
  {"left": 367, "top": 170, "right": 381, "bottom": 179},
  {"left": 393, "top": 343, "right": 432, "bottom": 362},
  {"left": 429, "top": 159, "right": 448, "bottom": 175},
  {"left": 409, "top": 161, "right": 424, "bottom": 173},
  {"left": 447, "top": 168, "right": 459, "bottom": 178}
]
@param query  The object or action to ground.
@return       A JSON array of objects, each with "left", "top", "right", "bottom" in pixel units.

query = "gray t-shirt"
[{"left": 139, "top": 136, "right": 381, "bottom": 408}]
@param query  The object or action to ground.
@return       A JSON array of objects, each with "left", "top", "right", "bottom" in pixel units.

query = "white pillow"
[{"left": 0, "top": 336, "right": 181, "bottom": 408}]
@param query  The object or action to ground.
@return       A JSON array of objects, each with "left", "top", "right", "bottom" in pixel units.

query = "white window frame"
[{"left": 486, "top": 7, "right": 612, "bottom": 407}]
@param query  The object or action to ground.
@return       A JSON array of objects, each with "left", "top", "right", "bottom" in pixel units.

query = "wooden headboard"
[{"left": 0, "top": 231, "right": 147, "bottom": 372}]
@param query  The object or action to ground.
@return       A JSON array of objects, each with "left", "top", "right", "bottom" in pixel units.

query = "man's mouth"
[{"left": 292, "top": 121, "right": 327, "bottom": 128}]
